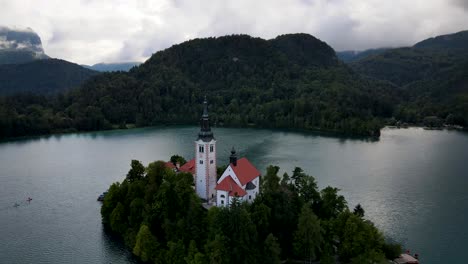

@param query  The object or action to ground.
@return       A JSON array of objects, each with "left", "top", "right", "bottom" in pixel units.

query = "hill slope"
[
  {"left": 413, "top": 30, "right": 468, "bottom": 51},
  {"left": 0, "top": 59, "right": 99, "bottom": 95},
  {"left": 350, "top": 30, "right": 468, "bottom": 125},
  {"left": 337, "top": 48, "right": 389, "bottom": 63},
  {"left": 0, "top": 34, "right": 395, "bottom": 138}
]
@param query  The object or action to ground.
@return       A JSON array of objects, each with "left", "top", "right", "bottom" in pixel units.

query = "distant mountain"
[
  {"left": 0, "top": 27, "right": 48, "bottom": 64},
  {"left": 0, "top": 59, "right": 99, "bottom": 95},
  {"left": 83, "top": 62, "right": 141, "bottom": 72},
  {"left": 350, "top": 30, "right": 468, "bottom": 125},
  {"left": 336, "top": 48, "right": 390, "bottom": 63},
  {"left": 413, "top": 30, "right": 468, "bottom": 51},
  {"left": 0, "top": 34, "right": 393, "bottom": 138}
]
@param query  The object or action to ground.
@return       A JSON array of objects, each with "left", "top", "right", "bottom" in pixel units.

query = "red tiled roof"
[
  {"left": 230, "top": 157, "right": 260, "bottom": 186},
  {"left": 165, "top": 161, "right": 177, "bottom": 169},
  {"left": 215, "top": 176, "right": 247, "bottom": 197},
  {"left": 179, "top": 159, "right": 195, "bottom": 174}
]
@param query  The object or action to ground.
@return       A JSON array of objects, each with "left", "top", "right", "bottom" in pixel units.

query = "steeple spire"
[
  {"left": 202, "top": 96, "right": 209, "bottom": 118},
  {"left": 230, "top": 146, "right": 237, "bottom": 166},
  {"left": 198, "top": 96, "right": 214, "bottom": 142}
]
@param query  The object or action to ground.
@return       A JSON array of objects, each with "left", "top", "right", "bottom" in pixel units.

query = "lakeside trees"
[
  {"left": 1, "top": 33, "right": 468, "bottom": 140},
  {"left": 101, "top": 159, "right": 400, "bottom": 263}
]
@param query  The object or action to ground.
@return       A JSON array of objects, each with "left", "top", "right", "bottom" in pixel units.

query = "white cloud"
[{"left": 0, "top": 0, "right": 467, "bottom": 64}]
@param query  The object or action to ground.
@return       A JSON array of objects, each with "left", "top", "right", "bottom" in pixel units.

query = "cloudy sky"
[{"left": 1, "top": 0, "right": 467, "bottom": 65}]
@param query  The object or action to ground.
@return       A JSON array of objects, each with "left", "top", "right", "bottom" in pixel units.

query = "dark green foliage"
[
  {"left": 318, "top": 186, "right": 347, "bottom": 220},
  {"left": 133, "top": 224, "right": 159, "bottom": 262},
  {"left": 350, "top": 30, "right": 468, "bottom": 127},
  {"left": 413, "top": 30, "right": 468, "bottom": 51},
  {"left": 0, "top": 50, "right": 42, "bottom": 65},
  {"left": 263, "top": 234, "right": 281, "bottom": 264},
  {"left": 101, "top": 159, "right": 400, "bottom": 263},
  {"left": 0, "top": 34, "right": 396, "bottom": 139},
  {"left": 293, "top": 204, "right": 323, "bottom": 262},
  {"left": 170, "top": 155, "right": 187, "bottom": 166},
  {"left": 335, "top": 212, "right": 386, "bottom": 262},
  {"left": 382, "top": 242, "right": 402, "bottom": 260},
  {"left": 337, "top": 48, "right": 389, "bottom": 63},
  {"left": 0, "top": 59, "right": 98, "bottom": 95},
  {"left": 2, "top": 31, "right": 468, "bottom": 139},
  {"left": 126, "top": 160, "right": 145, "bottom": 182},
  {"left": 353, "top": 204, "right": 365, "bottom": 218}
]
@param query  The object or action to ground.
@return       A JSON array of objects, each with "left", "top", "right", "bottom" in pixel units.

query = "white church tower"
[{"left": 195, "top": 97, "right": 217, "bottom": 202}]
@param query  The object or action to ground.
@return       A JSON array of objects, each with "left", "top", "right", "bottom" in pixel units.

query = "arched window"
[{"left": 220, "top": 195, "right": 225, "bottom": 198}]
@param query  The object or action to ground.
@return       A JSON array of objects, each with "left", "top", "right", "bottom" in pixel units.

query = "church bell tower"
[{"left": 195, "top": 97, "right": 217, "bottom": 202}]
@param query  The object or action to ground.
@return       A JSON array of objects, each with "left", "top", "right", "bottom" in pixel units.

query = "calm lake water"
[{"left": 1, "top": 126, "right": 467, "bottom": 263}]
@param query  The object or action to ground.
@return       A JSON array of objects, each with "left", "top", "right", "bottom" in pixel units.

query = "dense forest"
[
  {"left": 0, "top": 59, "right": 98, "bottom": 95},
  {"left": 350, "top": 30, "right": 468, "bottom": 126},
  {"left": 0, "top": 34, "right": 397, "bottom": 139},
  {"left": 101, "top": 158, "right": 401, "bottom": 264},
  {"left": 1, "top": 31, "right": 468, "bottom": 140}
]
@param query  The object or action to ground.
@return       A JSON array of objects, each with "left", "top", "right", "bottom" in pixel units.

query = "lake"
[{"left": 0, "top": 126, "right": 467, "bottom": 263}]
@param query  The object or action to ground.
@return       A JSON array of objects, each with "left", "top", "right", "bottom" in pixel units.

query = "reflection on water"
[{"left": 0, "top": 126, "right": 467, "bottom": 264}]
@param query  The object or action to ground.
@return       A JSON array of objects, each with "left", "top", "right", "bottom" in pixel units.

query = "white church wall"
[
  {"left": 216, "top": 190, "right": 228, "bottom": 207},
  {"left": 207, "top": 140, "right": 217, "bottom": 200},
  {"left": 217, "top": 165, "right": 242, "bottom": 187}
]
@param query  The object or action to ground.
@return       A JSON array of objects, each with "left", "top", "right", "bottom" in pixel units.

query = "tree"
[
  {"left": 319, "top": 186, "right": 347, "bottom": 219},
  {"left": 382, "top": 242, "right": 402, "bottom": 260},
  {"left": 166, "top": 240, "right": 186, "bottom": 264},
  {"left": 206, "top": 234, "right": 230, "bottom": 264},
  {"left": 299, "top": 175, "right": 320, "bottom": 205},
  {"left": 146, "top": 160, "right": 166, "bottom": 187},
  {"left": 250, "top": 202, "right": 271, "bottom": 240},
  {"left": 126, "top": 159, "right": 145, "bottom": 182},
  {"left": 100, "top": 160, "right": 402, "bottom": 264},
  {"left": 293, "top": 204, "right": 323, "bottom": 262},
  {"left": 170, "top": 154, "right": 187, "bottom": 166},
  {"left": 262, "top": 165, "right": 281, "bottom": 194},
  {"left": 185, "top": 240, "right": 206, "bottom": 264},
  {"left": 101, "top": 182, "right": 121, "bottom": 224},
  {"left": 337, "top": 213, "right": 386, "bottom": 262},
  {"left": 353, "top": 204, "right": 365, "bottom": 218},
  {"left": 264, "top": 233, "right": 281, "bottom": 264},
  {"left": 110, "top": 202, "right": 127, "bottom": 234},
  {"left": 133, "top": 224, "right": 159, "bottom": 262}
]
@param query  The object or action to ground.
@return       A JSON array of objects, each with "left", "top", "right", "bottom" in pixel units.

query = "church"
[{"left": 167, "top": 97, "right": 260, "bottom": 207}]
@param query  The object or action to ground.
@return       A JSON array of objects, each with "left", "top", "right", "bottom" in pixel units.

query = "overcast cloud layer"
[{"left": 0, "top": 0, "right": 467, "bottom": 65}]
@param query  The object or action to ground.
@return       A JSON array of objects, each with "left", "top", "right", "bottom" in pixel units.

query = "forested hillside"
[
  {"left": 350, "top": 30, "right": 468, "bottom": 126},
  {"left": 0, "top": 34, "right": 396, "bottom": 139},
  {"left": 336, "top": 48, "right": 389, "bottom": 63},
  {"left": 0, "top": 59, "right": 99, "bottom": 95}
]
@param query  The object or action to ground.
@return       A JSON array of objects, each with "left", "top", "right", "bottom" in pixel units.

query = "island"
[{"left": 100, "top": 101, "right": 406, "bottom": 264}]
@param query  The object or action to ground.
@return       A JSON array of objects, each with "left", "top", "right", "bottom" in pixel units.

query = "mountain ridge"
[
  {"left": 0, "top": 27, "right": 48, "bottom": 64},
  {"left": 0, "top": 59, "right": 99, "bottom": 95},
  {"left": 0, "top": 33, "right": 390, "bottom": 138}
]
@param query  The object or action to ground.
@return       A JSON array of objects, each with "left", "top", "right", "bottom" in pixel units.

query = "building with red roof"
[
  {"left": 179, "top": 159, "right": 195, "bottom": 174},
  {"left": 164, "top": 98, "right": 261, "bottom": 207},
  {"left": 215, "top": 147, "right": 260, "bottom": 207}
]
